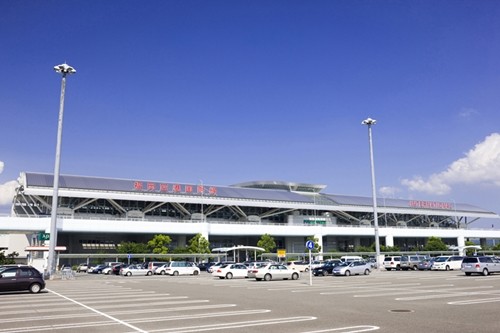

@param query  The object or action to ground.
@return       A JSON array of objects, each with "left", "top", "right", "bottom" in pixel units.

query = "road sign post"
[{"left": 305, "top": 240, "right": 315, "bottom": 286}]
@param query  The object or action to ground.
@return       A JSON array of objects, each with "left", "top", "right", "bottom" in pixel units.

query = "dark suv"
[{"left": 0, "top": 265, "right": 45, "bottom": 293}]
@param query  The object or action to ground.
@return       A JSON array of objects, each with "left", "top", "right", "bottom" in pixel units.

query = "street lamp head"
[
  {"left": 54, "top": 63, "right": 76, "bottom": 75},
  {"left": 362, "top": 118, "right": 377, "bottom": 126}
]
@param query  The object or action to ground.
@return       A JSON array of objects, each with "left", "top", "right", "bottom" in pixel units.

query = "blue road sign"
[{"left": 306, "top": 240, "right": 314, "bottom": 250}]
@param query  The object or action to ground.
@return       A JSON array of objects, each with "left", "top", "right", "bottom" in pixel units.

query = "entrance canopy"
[{"left": 212, "top": 245, "right": 265, "bottom": 262}]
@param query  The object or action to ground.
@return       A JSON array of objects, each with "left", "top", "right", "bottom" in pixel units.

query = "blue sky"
[{"left": 1, "top": 1, "right": 499, "bottom": 227}]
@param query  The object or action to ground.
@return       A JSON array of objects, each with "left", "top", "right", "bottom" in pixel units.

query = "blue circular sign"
[{"left": 306, "top": 240, "right": 315, "bottom": 250}]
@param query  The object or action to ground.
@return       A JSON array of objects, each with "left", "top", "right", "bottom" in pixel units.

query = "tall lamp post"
[
  {"left": 362, "top": 117, "right": 381, "bottom": 271},
  {"left": 47, "top": 63, "right": 76, "bottom": 278}
]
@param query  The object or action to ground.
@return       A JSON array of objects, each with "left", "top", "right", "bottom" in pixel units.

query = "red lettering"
[
  {"left": 173, "top": 184, "right": 181, "bottom": 193},
  {"left": 134, "top": 181, "right": 143, "bottom": 190},
  {"left": 185, "top": 185, "right": 193, "bottom": 193},
  {"left": 209, "top": 186, "right": 217, "bottom": 195},
  {"left": 160, "top": 184, "right": 168, "bottom": 192},
  {"left": 147, "top": 182, "right": 156, "bottom": 191}
]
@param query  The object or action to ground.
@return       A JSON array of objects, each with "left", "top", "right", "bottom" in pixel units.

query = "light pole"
[
  {"left": 47, "top": 63, "right": 76, "bottom": 278},
  {"left": 362, "top": 117, "right": 381, "bottom": 271}
]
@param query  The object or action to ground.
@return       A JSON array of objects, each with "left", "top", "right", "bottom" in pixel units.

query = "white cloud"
[
  {"left": 379, "top": 186, "right": 400, "bottom": 198},
  {"left": 458, "top": 108, "right": 479, "bottom": 119},
  {"left": 0, "top": 180, "right": 18, "bottom": 205},
  {"left": 0, "top": 160, "right": 19, "bottom": 206},
  {"left": 402, "top": 133, "right": 500, "bottom": 195}
]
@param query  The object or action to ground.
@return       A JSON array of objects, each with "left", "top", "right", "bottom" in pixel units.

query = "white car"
[
  {"left": 252, "top": 263, "right": 300, "bottom": 281},
  {"left": 155, "top": 261, "right": 200, "bottom": 276},
  {"left": 431, "top": 256, "right": 464, "bottom": 271},
  {"left": 120, "top": 264, "right": 152, "bottom": 276},
  {"left": 212, "top": 263, "right": 249, "bottom": 279},
  {"left": 332, "top": 261, "right": 371, "bottom": 276}
]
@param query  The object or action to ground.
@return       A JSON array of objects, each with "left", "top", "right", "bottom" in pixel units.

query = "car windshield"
[{"left": 435, "top": 257, "right": 449, "bottom": 262}]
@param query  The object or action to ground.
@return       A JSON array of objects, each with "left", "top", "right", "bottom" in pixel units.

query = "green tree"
[
  {"left": 423, "top": 236, "right": 448, "bottom": 252},
  {"left": 0, "top": 251, "right": 18, "bottom": 264},
  {"left": 257, "top": 234, "right": 276, "bottom": 253},
  {"left": 147, "top": 234, "right": 172, "bottom": 254},
  {"left": 117, "top": 241, "right": 149, "bottom": 254},
  {"left": 306, "top": 236, "right": 322, "bottom": 253},
  {"left": 187, "top": 233, "right": 211, "bottom": 254}
]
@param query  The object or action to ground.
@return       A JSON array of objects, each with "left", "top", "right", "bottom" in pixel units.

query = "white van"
[
  {"left": 340, "top": 256, "right": 363, "bottom": 263},
  {"left": 155, "top": 261, "right": 200, "bottom": 276},
  {"left": 431, "top": 256, "right": 464, "bottom": 271}
]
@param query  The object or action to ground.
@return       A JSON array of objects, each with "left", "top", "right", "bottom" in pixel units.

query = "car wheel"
[
  {"left": 292, "top": 273, "right": 299, "bottom": 280},
  {"left": 412, "top": 265, "right": 418, "bottom": 271},
  {"left": 193, "top": 270, "right": 199, "bottom": 276},
  {"left": 126, "top": 272, "right": 132, "bottom": 276},
  {"left": 482, "top": 268, "right": 489, "bottom": 276},
  {"left": 29, "top": 283, "right": 42, "bottom": 294},
  {"left": 445, "top": 265, "right": 450, "bottom": 271},
  {"left": 465, "top": 272, "right": 472, "bottom": 276},
  {"left": 304, "top": 267, "right": 309, "bottom": 272},
  {"left": 364, "top": 269, "right": 370, "bottom": 275},
  {"left": 386, "top": 268, "right": 391, "bottom": 271},
  {"left": 173, "top": 271, "right": 179, "bottom": 276},
  {"left": 345, "top": 270, "right": 351, "bottom": 276},
  {"left": 264, "top": 274, "right": 272, "bottom": 281},
  {"left": 160, "top": 270, "right": 166, "bottom": 275},
  {"left": 322, "top": 271, "right": 328, "bottom": 276},
  {"left": 146, "top": 271, "right": 152, "bottom": 276},
  {"left": 226, "top": 272, "right": 233, "bottom": 279},
  {"left": 97, "top": 270, "right": 102, "bottom": 274}
]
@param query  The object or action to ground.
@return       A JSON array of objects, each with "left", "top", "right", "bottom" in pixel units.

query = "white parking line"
[
  {"left": 46, "top": 288, "right": 148, "bottom": 332},
  {"left": 448, "top": 297, "right": 500, "bottom": 305},
  {"left": 302, "top": 325, "right": 380, "bottom": 333},
  {"left": 141, "top": 316, "right": 317, "bottom": 333}
]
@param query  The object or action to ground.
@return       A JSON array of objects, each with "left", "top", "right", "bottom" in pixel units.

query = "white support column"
[
  {"left": 385, "top": 235, "right": 394, "bottom": 248},
  {"left": 314, "top": 233, "right": 323, "bottom": 260},
  {"left": 457, "top": 236, "right": 466, "bottom": 256}
]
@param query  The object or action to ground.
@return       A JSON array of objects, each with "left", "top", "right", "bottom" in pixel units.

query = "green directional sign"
[{"left": 38, "top": 233, "right": 50, "bottom": 241}]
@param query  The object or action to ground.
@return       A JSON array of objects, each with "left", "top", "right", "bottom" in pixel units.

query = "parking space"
[{"left": 1, "top": 270, "right": 500, "bottom": 332}]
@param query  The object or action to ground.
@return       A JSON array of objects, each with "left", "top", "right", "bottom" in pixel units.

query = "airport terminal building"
[{"left": 1, "top": 171, "right": 499, "bottom": 261}]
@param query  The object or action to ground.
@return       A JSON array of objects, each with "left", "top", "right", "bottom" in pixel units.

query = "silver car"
[
  {"left": 461, "top": 256, "right": 500, "bottom": 276},
  {"left": 333, "top": 261, "right": 371, "bottom": 276}
]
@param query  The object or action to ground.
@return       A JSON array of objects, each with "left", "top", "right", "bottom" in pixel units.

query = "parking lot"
[{"left": 1, "top": 269, "right": 500, "bottom": 333}]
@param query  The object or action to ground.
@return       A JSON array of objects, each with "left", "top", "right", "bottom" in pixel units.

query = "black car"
[
  {"left": 197, "top": 262, "right": 215, "bottom": 272},
  {"left": 88, "top": 264, "right": 109, "bottom": 274},
  {"left": 111, "top": 263, "right": 128, "bottom": 275},
  {"left": 0, "top": 265, "right": 45, "bottom": 293},
  {"left": 312, "top": 261, "right": 342, "bottom": 276}
]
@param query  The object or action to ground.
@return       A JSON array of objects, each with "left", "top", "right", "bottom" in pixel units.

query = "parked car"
[
  {"left": 212, "top": 263, "right": 249, "bottom": 279},
  {"left": 207, "top": 262, "right": 235, "bottom": 273},
  {"left": 111, "top": 263, "right": 128, "bottom": 275},
  {"left": 286, "top": 261, "right": 310, "bottom": 272},
  {"left": 333, "top": 261, "right": 372, "bottom": 276},
  {"left": 88, "top": 264, "right": 108, "bottom": 274},
  {"left": 431, "top": 256, "right": 464, "bottom": 271},
  {"left": 120, "top": 264, "right": 153, "bottom": 276},
  {"left": 383, "top": 256, "right": 401, "bottom": 271},
  {"left": 155, "top": 261, "right": 200, "bottom": 276},
  {"left": 197, "top": 262, "right": 215, "bottom": 272},
  {"left": 0, "top": 265, "right": 45, "bottom": 293},
  {"left": 312, "top": 261, "right": 342, "bottom": 276},
  {"left": 417, "top": 257, "right": 436, "bottom": 270},
  {"left": 461, "top": 256, "right": 500, "bottom": 276},
  {"left": 76, "top": 263, "right": 90, "bottom": 273},
  {"left": 400, "top": 255, "right": 429, "bottom": 271},
  {"left": 146, "top": 261, "right": 168, "bottom": 272},
  {"left": 252, "top": 263, "right": 300, "bottom": 281}
]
